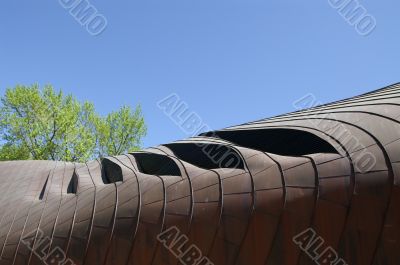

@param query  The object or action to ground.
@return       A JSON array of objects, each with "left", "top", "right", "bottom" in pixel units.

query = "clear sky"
[{"left": 0, "top": 0, "right": 399, "bottom": 148}]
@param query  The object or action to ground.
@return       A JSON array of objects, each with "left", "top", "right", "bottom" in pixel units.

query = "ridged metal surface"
[{"left": 1, "top": 84, "right": 400, "bottom": 264}]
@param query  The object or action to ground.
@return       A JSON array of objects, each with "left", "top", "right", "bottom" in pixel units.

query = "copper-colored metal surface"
[{"left": 1, "top": 84, "right": 400, "bottom": 264}]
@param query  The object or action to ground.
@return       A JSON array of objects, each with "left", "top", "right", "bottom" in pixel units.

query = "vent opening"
[
  {"left": 67, "top": 171, "right": 78, "bottom": 194},
  {"left": 164, "top": 143, "right": 244, "bottom": 170},
  {"left": 101, "top": 158, "right": 123, "bottom": 184},
  {"left": 39, "top": 175, "right": 49, "bottom": 200},
  {"left": 131, "top": 153, "right": 181, "bottom": 176},
  {"left": 203, "top": 129, "right": 338, "bottom": 156}
]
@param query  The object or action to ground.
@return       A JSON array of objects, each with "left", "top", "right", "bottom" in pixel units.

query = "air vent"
[
  {"left": 164, "top": 143, "right": 244, "bottom": 170},
  {"left": 203, "top": 129, "right": 338, "bottom": 156},
  {"left": 39, "top": 175, "right": 49, "bottom": 200},
  {"left": 67, "top": 171, "right": 78, "bottom": 194},
  {"left": 101, "top": 158, "right": 123, "bottom": 184},
  {"left": 131, "top": 153, "right": 181, "bottom": 176}
]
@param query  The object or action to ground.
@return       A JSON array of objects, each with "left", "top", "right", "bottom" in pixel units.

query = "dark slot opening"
[
  {"left": 39, "top": 175, "right": 49, "bottom": 200},
  {"left": 101, "top": 158, "right": 124, "bottom": 184},
  {"left": 203, "top": 129, "right": 338, "bottom": 156},
  {"left": 67, "top": 171, "right": 78, "bottom": 194},
  {"left": 131, "top": 152, "right": 181, "bottom": 176},
  {"left": 164, "top": 143, "right": 244, "bottom": 170}
]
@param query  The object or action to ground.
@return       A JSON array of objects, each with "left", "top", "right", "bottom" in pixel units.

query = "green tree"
[
  {"left": 0, "top": 84, "right": 147, "bottom": 162},
  {"left": 96, "top": 105, "right": 147, "bottom": 157}
]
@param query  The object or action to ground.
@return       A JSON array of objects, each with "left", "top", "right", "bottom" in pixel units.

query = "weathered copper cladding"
[{"left": 1, "top": 84, "right": 400, "bottom": 265}]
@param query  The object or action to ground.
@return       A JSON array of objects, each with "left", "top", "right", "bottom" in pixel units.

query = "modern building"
[{"left": 0, "top": 83, "right": 399, "bottom": 265}]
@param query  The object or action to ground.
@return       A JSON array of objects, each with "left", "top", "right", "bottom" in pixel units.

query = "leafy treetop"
[{"left": 0, "top": 84, "right": 146, "bottom": 162}]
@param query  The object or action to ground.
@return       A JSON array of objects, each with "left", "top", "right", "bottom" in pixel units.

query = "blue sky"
[{"left": 0, "top": 0, "right": 399, "bottom": 148}]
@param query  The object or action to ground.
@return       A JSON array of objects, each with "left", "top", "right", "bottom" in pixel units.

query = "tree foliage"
[{"left": 0, "top": 84, "right": 146, "bottom": 162}]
